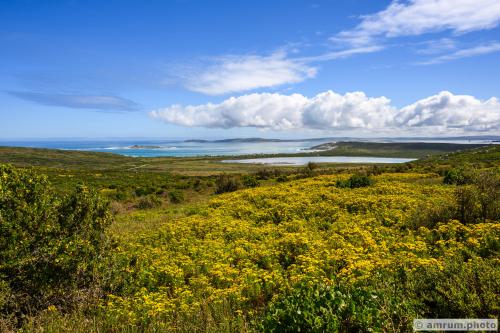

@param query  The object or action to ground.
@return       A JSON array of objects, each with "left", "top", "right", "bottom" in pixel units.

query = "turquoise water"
[
  {"left": 0, "top": 138, "right": 494, "bottom": 158},
  {"left": 0, "top": 139, "right": 331, "bottom": 157},
  {"left": 223, "top": 156, "right": 416, "bottom": 166}
]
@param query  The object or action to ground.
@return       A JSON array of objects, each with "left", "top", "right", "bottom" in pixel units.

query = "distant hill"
[{"left": 184, "top": 135, "right": 500, "bottom": 144}]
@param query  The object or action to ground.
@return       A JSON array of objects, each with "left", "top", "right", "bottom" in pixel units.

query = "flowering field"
[
  {"left": 1, "top": 148, "right": 499, "bottom": 332},
  {"left": 99, "top": 172, "right": 499, "bottom": 331}
]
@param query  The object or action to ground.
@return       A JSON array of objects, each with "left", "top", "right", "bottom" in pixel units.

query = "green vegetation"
[
  {"left": 0, "top": 165, "right": 111, "bottom": 329},
  {"left": 335, "top": 173, "right": 373, "bottom": 188},
  {"left": 308, "top": 141, "right": 489, "bottom": 158},
  {"left": 259, "top": 283, "right": 383, "bottom": 332},
  {"left": 0, "top": 144, "right": 499, "bottom": 332},
  {"left": 215, "top": 173, "right": 241, "bottom": 194}
]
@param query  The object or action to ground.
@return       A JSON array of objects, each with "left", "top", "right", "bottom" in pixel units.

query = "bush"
[
  {"left": 168, "top": 190, "right": 184, "bottom": 204},
  {"left": 306, "top": 162, "right": 318, "bottom": 171},
  {"left": 256, "top": 168, "right": 273, "bottom": 180},
  {"left": 443, "top": 167, "right": 475, "bottom": 185},
  {"left": 452, "top": 171, "right": 500, "bottom": 224},
  {"left": 409, "top": 257, "right": 500, "bottom": 318},
  {"left": 454, "top": 185, "right": 481, "bottom": 224},
  {"left": 276, "top": 174, "right": 288, "bottom": 182},
  {"left": 242, "top": 175, "right": 259, "bottom": 188},
  {"left": 336, "top": 174, "right": 373, "bottom": 189},
  {"left": 192, "top": 179, "right": 202, "bottom": 191},
  {"left": 215, "top": 174, "right": 240, "bottom": 194},
  {"left": 474, "top": 171, "right": 500, "bottom": 222},
  {"left": 0, "top": 164, "right": 112, "bottom": 318},
  {"left": 135, "top": 194, "right": 162, "bottom": 209},
  {"left": 259, "top": 283, "right": 383, "bottom": 332},
  {"left": 134, "top": 186, "right": 155, "bottom": 197}
]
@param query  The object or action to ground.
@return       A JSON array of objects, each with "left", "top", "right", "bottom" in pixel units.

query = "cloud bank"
[
  {"left": 8, "top": 91, "right": 140, "bottom": 111},
  {"left": 151, "top": 91, "right": 500, "bottom": 134}
]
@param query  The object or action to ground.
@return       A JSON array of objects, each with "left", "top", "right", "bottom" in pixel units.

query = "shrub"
[
  {"left": 306, "top": 162, "right": 318, "bottom": 171},
  {"left": 452, "top": 171, "right": 500, "bottom": 224},
  {"left": 135, "top": 194, "right": 162, "bottom": 209},
  {"left": 0, "top": 164, "right": 112, "bottom": 318},
  {"left": 454, "top": 185, "right": 480, "bottom": 224},
  {"left": 336, "top": 174, "right": 373, "bottom": 189},
  {"left": 168, "top": 190, "right": 184, "bottom": 204},
  {"left": 276, "top": 174, "right": 288, "bottom": 182},
  {"left": 256, "top": 168, "right": 273, "bottom": 180},
  {"left": 134, "top": 186, "right": 155, "bottom": 197},
  {"left": 409, "top": 257, "right": 500, "bottom": 318},
  {"left": 443, "top": 167, "right": 475, "bottom": 185},
  {"left": 215, "top": 174, "right": 240, "bottom": 194},
  {"left": 242, "top": 175, "right": 259, "bottom": 188},
  {"left": 474, "top": 171, "right": 500, "bottom": 222},
  {"left": 259, "top": 283, "right": 383, "bottom": 332},
  {"left": 192, "top": 179, "right": 202, "bottom": 191}
]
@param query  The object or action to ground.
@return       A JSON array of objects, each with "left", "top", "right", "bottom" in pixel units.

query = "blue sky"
[{"left": 1, "top": 0, "right": 499, "bottom": 139}]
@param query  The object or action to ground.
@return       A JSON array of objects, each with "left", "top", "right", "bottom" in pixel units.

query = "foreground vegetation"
[{"left": 0, "top": 144, "right": 499, "bottom": 332}]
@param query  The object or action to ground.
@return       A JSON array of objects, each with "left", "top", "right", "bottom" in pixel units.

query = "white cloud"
[
  {"left": 395, "top": 91, "right": 500, "bottom": 131},
  {"left": 334, "top": 0, "right": 500, "bottom": 46},
  {"left": 416, "top": 38, "right": 457, "bottom": 55},
  {"left": 295, "top": 45, "right": 384, "bottom": 62},
  {"left": 151, "top": 91, "right": 500, "bottom": 134},
  {"left": 182, "top": 52, "right": 317, "bottom": 95},
  {"left": 417, "top": 42, "right": 500, "bottom": 64},
  {"left": 176, "top": 47, "right": 383, "bottom": 96},
  {"left": 151, "top": 93, "right": 309, "bottom": 130}
]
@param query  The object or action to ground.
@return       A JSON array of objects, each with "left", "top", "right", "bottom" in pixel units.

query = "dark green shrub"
[
  {"left": 215, "top": 174, "right": 240, "bottom": 194},
  {"left": 173, "top": 182, "right": 190, "bottom": 189},
  {"left": 135, "top": 195, "right": 162, "bottom": 209},
  {"left": 307, "top": 162, "right": 318, "bottom": 171},
  {"left": 134, "top": 186, "right": 155, "bottom": 197},
  {"left": 112, "top": 189, "right": 129, "bottom": 201},
  {"left": 258, "top": 283, "right": 383, "bottom": 333},
  {"left": 0, "top": 164, "right": 112, "bottom": 317},
  {"left": 409, "top": 257, "right": 500, "bottom": 318},
  {"left": 168, "top": 190, "right": 184, "bottom": 204},
  {"left": 474, "top": 171, "right": 500, "bottom": 222},
  {"left": 443, "top": 167, "right": 475, "bottom": 185},
  {"left": 454, "top": 185, "right": 480, "bottom": 224},
  {"left": 336, "top": 174, "right": 373, "bottom": 189},
  {"left": 394, "top": 164, "right": 409, "bottom": 172},
  {"left": 276, "top": 175, "right": 288, "bottom": 182},
  {"left": 192, "top": 179, "right": 202, "bottom": 191},
  {"left": 256, "top": 168, "right": 273, "bottom": 180},
  {"left": 242, "top": 175, "right": 259, "bottom": 188}
]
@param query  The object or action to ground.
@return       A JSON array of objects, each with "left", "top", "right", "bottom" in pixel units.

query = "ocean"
[
  {"left": 0, "top": 138, "right": 495, "bottom": 157},
  {"left": 0, "top": 139, "right": 332, "bottom": 157}
]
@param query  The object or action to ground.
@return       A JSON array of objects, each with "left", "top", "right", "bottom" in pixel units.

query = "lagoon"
[{"left": 223, "top": 156, "right": 416, "bottom": 166}]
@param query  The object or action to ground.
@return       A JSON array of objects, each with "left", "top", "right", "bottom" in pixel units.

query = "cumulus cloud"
[
  {"left": 396, "top": 91, "right": 500, "bottom": 131},
  {"left": 182, "top": 52, "right": 317, "bottom": 95},
  {"left": 8, "top": 91, "right": 140, "bottom": 111},
  {"left": 151, "top": 91, "right": 500, "bottom": 134},
  {"left": 334, "top": 0, "right": 500, "bottom": 46}
]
